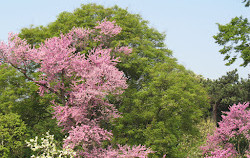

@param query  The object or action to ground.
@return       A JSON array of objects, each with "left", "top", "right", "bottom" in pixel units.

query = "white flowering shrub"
[{"left": 26, "top": 131, "right": 76, "bottom": 158}]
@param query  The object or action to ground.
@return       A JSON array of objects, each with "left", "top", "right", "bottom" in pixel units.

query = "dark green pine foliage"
[
  {"left": 19, "top": 4, "right": 209, "bottom": 157},
  {"left": 202, "top": 69, "right": 250, "bottom": 123}
]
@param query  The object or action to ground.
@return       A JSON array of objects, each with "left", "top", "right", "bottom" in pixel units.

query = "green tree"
[
  {"left": 19, "top": 4, "right": 170, "bottom": 82},
  {"left": 213, "top": 16, "right": 250, "bottom": 67},
  {"left": 111, "top": 60, "right": 209, "bottom": 157},
  {"left": 18, "top": 4, "right": 209, "bottom": 157},
  {"left": 202, "top": 69, "right": 250, "bottom": 122},
  {"left": 0, "top": 113, "right": 27, "bottom": 157},
  {"left": 214, "top": 0, "right": 250, "bottom": 66}
]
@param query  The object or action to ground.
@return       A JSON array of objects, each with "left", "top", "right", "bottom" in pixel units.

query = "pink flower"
[
  {"left": 0, "top": 20, "right": 152, "bottom": 157},
  {"left": 202, "top": 102, "right": 250, "bottom": 158}
]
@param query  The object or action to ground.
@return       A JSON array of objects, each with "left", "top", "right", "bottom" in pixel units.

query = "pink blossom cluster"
[
  {"left": 201, "top": 102, "right": 250, "bottom": 158},
  {"left": 0, "top": 20, "right": 153, "bottom": 157},
  {"left": 95, "top": 19, "right": 122, "bottom": 37},
  {"left": 0, "top": 33, "right": 37, "bottom": 68}
]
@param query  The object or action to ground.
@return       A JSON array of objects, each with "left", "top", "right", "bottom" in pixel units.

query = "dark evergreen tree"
[{"left": 203, "top": 69, "right": 250, "bottom": 122}]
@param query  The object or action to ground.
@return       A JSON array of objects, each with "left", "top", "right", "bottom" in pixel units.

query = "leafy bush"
[
  {"left": 0, "top": 113, "right": 28, "bottom": 157},
  {"left": 176, "top": 118, "right": 216, "bottom": 158}
]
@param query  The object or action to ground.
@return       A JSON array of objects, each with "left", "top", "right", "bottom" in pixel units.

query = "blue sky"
[{"left": 0, "top": 0, "right": 249, "bottom": 79}]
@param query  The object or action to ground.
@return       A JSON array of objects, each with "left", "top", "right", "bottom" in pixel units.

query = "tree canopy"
[
  {"left": 0, "top": 16, "right": 153, "bottom": 157},
  {"left": 202, "top": 69, "right": 250, "bottom": 122},
  {"left": 213, "top": 16, "right": 250, "bottom": 67},
  {"left": 111, "top": 61, "right": 209, "bottom": 157},
  {"left": 0, "top": 3, "right": 211, "bottom": 157}
]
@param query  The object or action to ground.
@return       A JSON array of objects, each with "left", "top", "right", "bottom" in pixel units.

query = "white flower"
[{"left": 26, "top": 131, "right": 76, "bottom": 157}]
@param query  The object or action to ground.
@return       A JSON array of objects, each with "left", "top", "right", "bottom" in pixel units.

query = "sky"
[{"left": 0, "top": 0, "right": 249, "bottom": 79}]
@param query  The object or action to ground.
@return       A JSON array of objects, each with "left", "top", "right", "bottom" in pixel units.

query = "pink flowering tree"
[
  {"left": 0, "top": 20, "right": 152, "bottom": 157},
  {"left": 201, "top": 102, "right": 250, "bottom": 158}
]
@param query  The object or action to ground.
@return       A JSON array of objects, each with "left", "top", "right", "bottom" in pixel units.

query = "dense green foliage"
[
  {"left": 112, "top": 61, "right": 209, "bottom": 157},
  {"left": 0, "top": 113, "right": 27, "bottom": 157},
  {"left": 202, "top": 69, "right": 250, "bottom": 122},
  {"left": 17, "top": 4, "right": 210, "bottom": 157},
  {"left": 0, "top": 64, "right": 63, "bottom": 157}
]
